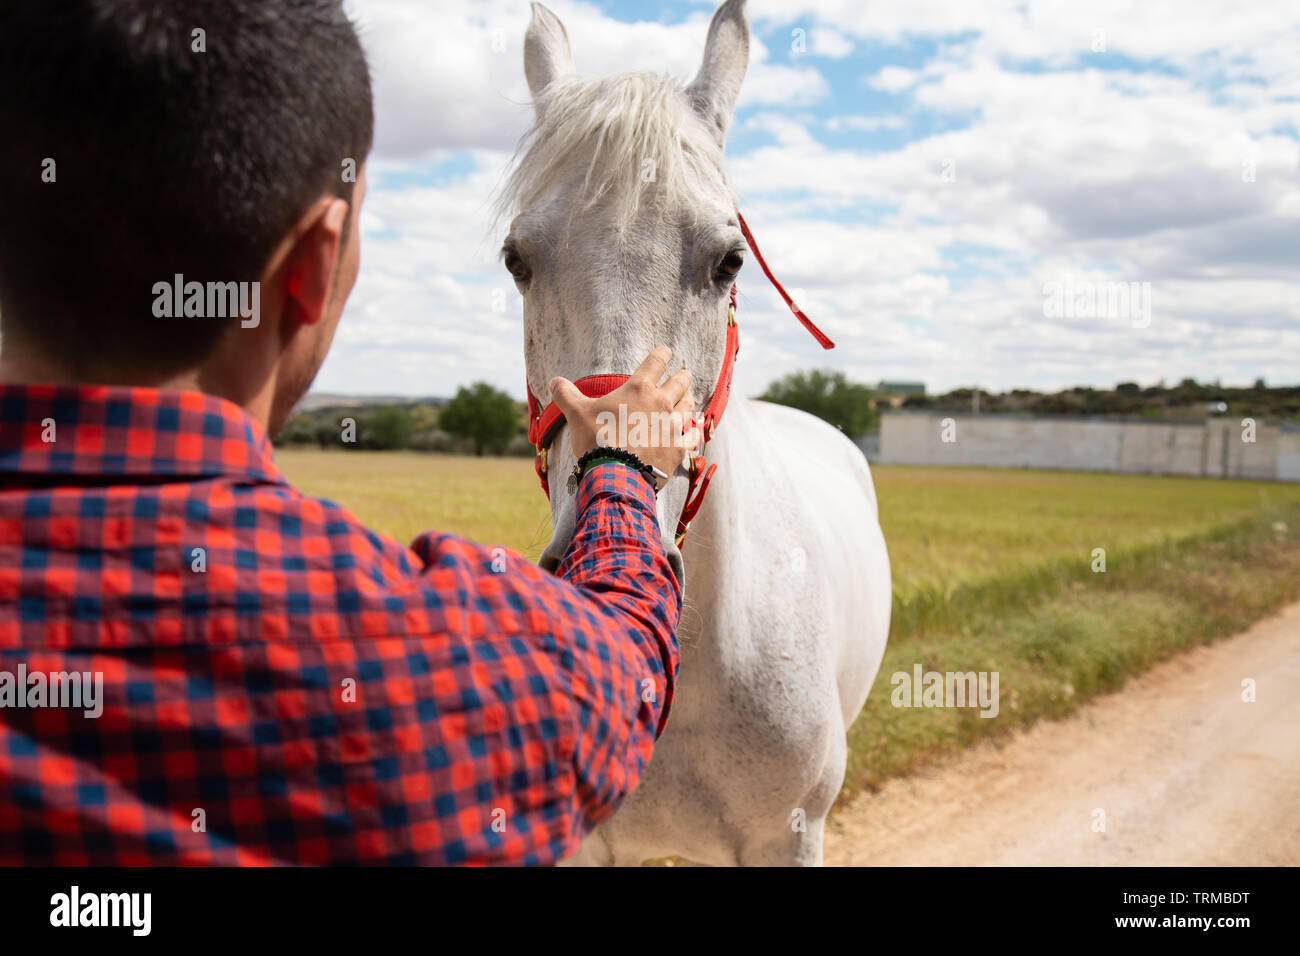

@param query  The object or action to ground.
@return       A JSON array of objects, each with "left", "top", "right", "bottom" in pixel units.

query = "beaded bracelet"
[{"left": 567, "top": 446, "right": 665, "bottom": 495}]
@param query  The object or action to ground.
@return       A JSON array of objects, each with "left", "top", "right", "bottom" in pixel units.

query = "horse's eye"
[
  {"left": 504, "top": 248, "right": 531, "bottom": 284},
  {"left": 716, "top": 249, "right": 745, "bottom": 281}
]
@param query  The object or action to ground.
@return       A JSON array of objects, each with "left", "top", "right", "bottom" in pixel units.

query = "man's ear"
[
  {"left": 686, "top": 0, "right": 750, "bottom": 147},
  {"left": 524, "top": 2, "right": 575, "bottom": 102},
  {"left": 276, "top": 195, "right": 350, "bottom": 328}
]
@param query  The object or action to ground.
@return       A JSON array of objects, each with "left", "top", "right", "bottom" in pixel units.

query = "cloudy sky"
[{"left": 323, "top": 0, "right": 1300, "bottom": 400}]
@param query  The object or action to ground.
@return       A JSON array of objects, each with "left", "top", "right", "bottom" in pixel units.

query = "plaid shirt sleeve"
[
  {"left": 407, "top": 461, "right": 681, "bottom": 851},
  {"left": 0, "top": 384, "right": 680, "bottom": 866},
  {"left": 552, "top": 464, "right": 679, "bottom": 824}
]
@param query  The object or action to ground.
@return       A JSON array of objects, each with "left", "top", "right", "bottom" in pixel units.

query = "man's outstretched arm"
[
  {"left": 407, "top": 347, "right": 698, "bottom": 857},
  {"left": 542, "top": 345, "right": 699, "bottom": 828},
  {"left": 553, "top": 460, "right": 681, "bottom": 831}
]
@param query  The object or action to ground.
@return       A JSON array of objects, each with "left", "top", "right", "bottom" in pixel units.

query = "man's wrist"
[
  {"left": 571, "top": 454, "right": 662, "bottom": 526},
  {"left": 573, "top": 446, "right": 660, "bottom": 493},
  {"left": 583, "top": 454, "right": 630, "bottom": 472}
]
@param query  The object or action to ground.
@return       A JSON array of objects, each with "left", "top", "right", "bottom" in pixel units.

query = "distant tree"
[
  {"left": 902, "top": 378, "right": 1297, "bottom": 424},
  {"left": 314, "top": 420, "right": 340, "bottom": 449},
  {"left": 1030, "top": 394, "right": 1075, "bottom": 415},
  {"left": 759, "top": 369, "right": 877, "bottom": 436},
  {"left": 275, "top": 414, "right": 317, "bottom": 446},
  {"left": 438, "top": 383, "right": 519, "bottom": 456},
  {"left": 364, "top": 407, "right": 414, "bottom": 450}
]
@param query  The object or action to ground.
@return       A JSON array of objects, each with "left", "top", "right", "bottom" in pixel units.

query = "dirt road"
[{"left": 825, "top": 602, "right": 1300, "bottom": 866}]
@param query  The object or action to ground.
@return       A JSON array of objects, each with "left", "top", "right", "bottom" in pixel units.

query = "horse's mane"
[{"left": 497, "top": 71, "right": 730, "bottom": 229}]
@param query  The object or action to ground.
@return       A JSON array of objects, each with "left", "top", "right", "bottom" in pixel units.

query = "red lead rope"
[
  {"left": 736, "top": 212, "right": 835, "bottom": 350},
  {"left": 526, "top": 210, "right": 835, "bottom": 546}
]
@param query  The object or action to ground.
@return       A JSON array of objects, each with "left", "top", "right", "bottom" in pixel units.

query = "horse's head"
[{"left": 500, "top": 0, "right": 750, "bottom": 582}]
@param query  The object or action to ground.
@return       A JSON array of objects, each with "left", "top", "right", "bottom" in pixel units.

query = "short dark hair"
[{"left": 0, "top": 0, "right": 373, "bottom": 373}]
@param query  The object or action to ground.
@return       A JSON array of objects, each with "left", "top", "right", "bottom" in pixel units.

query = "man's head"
[{"left": 0, "top": 0, "right": 373, "bottom": 433}]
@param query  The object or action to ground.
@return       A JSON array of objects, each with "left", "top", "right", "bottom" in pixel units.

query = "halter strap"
[
  {"left": 737, "top": 212, "right": 835, "bottom": 349},
  {"left": 525, "top": 210, "right": 834, "bottom": 544}
]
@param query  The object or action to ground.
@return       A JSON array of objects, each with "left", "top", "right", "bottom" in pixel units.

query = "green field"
[
  {"left": 276, "top": 449, "right": 555, "bottom": 559},
  {"left": 275, "top": 449, "right": 1300, "bottom": 797}
]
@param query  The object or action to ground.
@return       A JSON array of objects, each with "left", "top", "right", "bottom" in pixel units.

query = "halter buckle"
[{"left": 537, "top": 445, "right": 548, "bottom": 476}]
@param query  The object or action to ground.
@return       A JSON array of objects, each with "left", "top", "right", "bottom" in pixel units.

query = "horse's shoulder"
[
  {"left": 735, "top": 398, "right": 881, "bottom": 527},
  {"left": 746, "top": 398, "right": 872, "bottom": 466}
]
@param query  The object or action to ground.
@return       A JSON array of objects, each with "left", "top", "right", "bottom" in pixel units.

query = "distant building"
[
  {"left": 875, "top": 380, "right": 926, "bottom": 409},
  {"left": 877, "top": 411, "right": 1300, "bottom": 482}
]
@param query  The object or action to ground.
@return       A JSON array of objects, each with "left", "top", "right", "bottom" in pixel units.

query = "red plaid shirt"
[{"left": 0, "top": 384, "right": 680, "bottom": 865}]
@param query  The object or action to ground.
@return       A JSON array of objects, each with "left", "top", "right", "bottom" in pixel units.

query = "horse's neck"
[
  {"left": 700, "top": 396, "right": 759, "bottom": 475},
  {"left": 680, "top": 395, "right": 759, "bottom": 565},
  {"left": 673, "top": 397, "right": 763, "bottom": 659}
]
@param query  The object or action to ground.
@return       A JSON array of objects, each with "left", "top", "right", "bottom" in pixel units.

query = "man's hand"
[{"left": 550, "top": 346, "right": 701, "bottom": 480}]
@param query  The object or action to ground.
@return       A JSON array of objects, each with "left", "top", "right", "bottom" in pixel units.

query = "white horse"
[{"left": 500, "top": 0, "right": 891, "bottom": 865}]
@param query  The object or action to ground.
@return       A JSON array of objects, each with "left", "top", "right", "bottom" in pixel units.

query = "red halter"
[{"left": 525, "top": 211, "right": 834, "bottom": 546}]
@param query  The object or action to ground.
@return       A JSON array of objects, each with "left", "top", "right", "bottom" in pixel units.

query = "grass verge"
[
  {"left": 842, "top": 501, "right": 1300, "bottom": 801},
  {"left": 271, "top": 451, "right": 1300, "bottom": 806}
]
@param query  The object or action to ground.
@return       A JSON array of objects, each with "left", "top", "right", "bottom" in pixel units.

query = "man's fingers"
[
  {"left": 660, "top": 367, "right": 693, "bottom": 408},
  {"left": 549, "top": 377, "right": 587, "bottom": 419},
  {"left": 629, "top": 346, "right": 673, "bottom": 387}
]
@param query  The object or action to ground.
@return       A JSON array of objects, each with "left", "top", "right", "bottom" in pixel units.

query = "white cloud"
[
  {"left": 744, "top": 113, "right": 821, "bottom": 148},
  {"left": 810, "top": 27, "right": 853, "bottom": 59},
  {"left": 736, "top": 63, "right": 832, "bottom": 107},
  {"left": 319, "top": 0, "right": 1300, "bottom": 398},
  {"left": 867, "top": 66, "right": 921, "bottom": 93},
  {"left": 347, "top": 0, "right": 832, "bottom": 153},
  {"left": 758, "top": 0, "right": 1299, "bottom": 80},
  {"left": 825, "top": 115, "right": 906, "bottom": 132}
]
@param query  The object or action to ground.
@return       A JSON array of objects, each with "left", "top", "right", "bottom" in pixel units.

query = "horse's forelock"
[{"left": 497, "top": 71, "right": 731, "bottom": 231}]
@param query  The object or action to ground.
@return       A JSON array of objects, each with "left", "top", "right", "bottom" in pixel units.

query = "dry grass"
[
  {"left": 275, "top": 451, "right": 1300, "bottom": 575},
  {"left": 275, "top": 449, "right": 554, "bottom": 561},
  {"left": 272, "top": 449, "right": 1300, "bottom": 803},
  {"left": 873, "top": 465, "right": 1300, "bottom": 596}
]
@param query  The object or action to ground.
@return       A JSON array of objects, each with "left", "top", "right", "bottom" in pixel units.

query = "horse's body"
[
  {"left": 503, "top": 0, "right": 891, "bottom": 866},
  {"left": 564, "top": 398, "right": 890, "bottom": 865}
]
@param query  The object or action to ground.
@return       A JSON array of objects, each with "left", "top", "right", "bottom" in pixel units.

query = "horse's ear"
[
  {"left": 686, "top": 0, "right": 750, "bottom": 146},
  {"left": 524, "top": 2, "right": 575, "bottom": 100}
]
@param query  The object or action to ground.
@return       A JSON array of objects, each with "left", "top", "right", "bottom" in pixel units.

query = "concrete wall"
[
  {"left": 879, "top": 413, "right": 1296, "bottom": 482},
  {"left": 854, "top": 434, "right": 881, "bottom": 461},
  {"left": 1279, "top": 430, "right": 1300, "bottom": 483}
]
